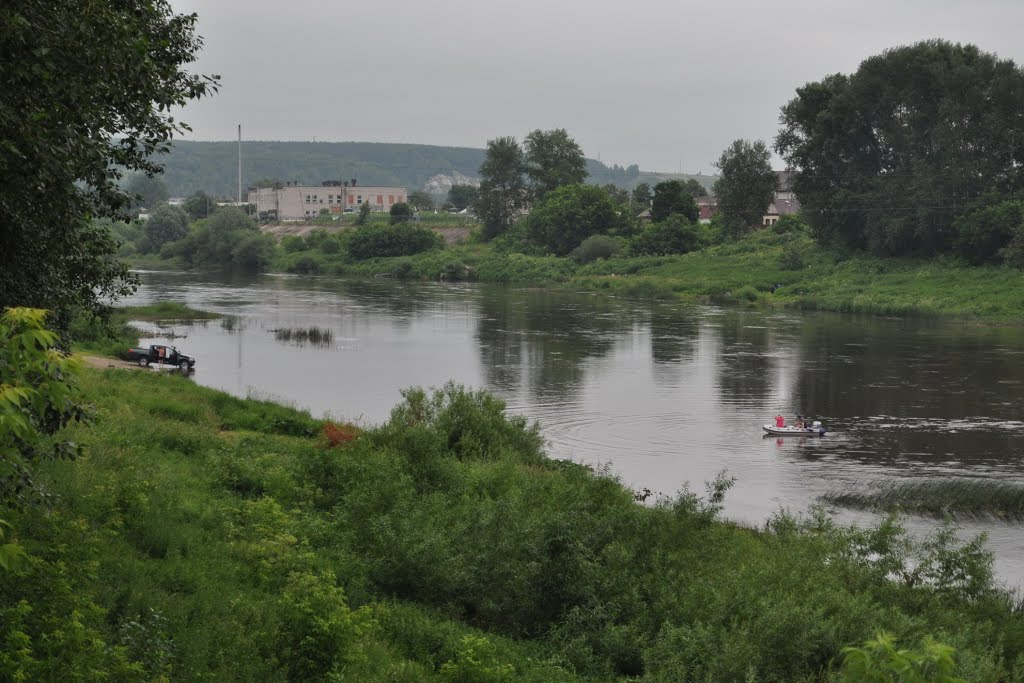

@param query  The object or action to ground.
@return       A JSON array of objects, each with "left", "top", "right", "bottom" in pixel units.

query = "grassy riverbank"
[
  {"left": 71, "top": 303, "right": 219, "bottom": 358},
  {"left": 261, "top": 226, "right": 1024, "bottom": 323},
  {"left": 4, "top": 367, "right": 1024, "bottom": 680}
]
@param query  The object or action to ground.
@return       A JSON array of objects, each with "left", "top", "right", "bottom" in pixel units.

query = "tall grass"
[
  {"left": 821, "top": 479, "right": 1024, "bottom": 520},
  {"left": 272, "top": 326, "right": 334, "bottom": 347},
  {"left": 4, "top": 370, "right": 1023, "bottom": 680}
]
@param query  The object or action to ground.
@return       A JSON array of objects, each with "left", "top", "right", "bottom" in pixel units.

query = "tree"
[
  {"left": 407, "top": 191, "right": 434, "bottom": 211},
  {"left": 0, "top": 308, "right": 89, "bottom": 509},
  {"left": 651, "top": 181, "right": 700, "bottom": 223},
  {"left": 356, "top": 201, "right": 372, "bottom": 225},
  {"left": 631, "top": 182, "right": 652, "bottom": 210},
  {"left": 143, "top": 203, "right": 189, "bottom": 251},
  {"left": 632, "top": 215, "right": 705, "bottom": 255},
  {"left": 125, "top": 173, "right": 169, "bottom": 210},
  {"left": 523, "top": 128, "right": 588, "bottom": 200},
  {"left": 713, "top": 139, "right": 776, "bottom": 235},
  {"left": 0, "top": 1, "right": 217, "bottom": 332},
  {"left": 477, "top": 136, "right": 527, "bottom": 240},
  {"left": 524, "top": 184, "right": 623, "bottom": 256},
  {"left": 447, "top": 184, "right": 479, "bottom": 210},
  {"left": 775, "top": 40, "right": 1024, "bottom": 256},
  {"left": 183, "top": 191, "right": 215, "bottom": 221},
  {"left": 390, "top": 202, "right": 414, "bottom": 224},
  {"left": 602, "top": 183, "right": 630, "bottom": 205},
  {"left": 683, "top": 178, "right": 709, "bottom": 198}
]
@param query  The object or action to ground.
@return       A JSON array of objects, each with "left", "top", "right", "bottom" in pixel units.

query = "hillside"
[{"left": 155, "top": 140, "right": 715, "bottom": 197}]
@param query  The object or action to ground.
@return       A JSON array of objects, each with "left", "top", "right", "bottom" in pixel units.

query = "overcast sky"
[{"left": 167, "top": 0, "right": 1024, "bottom": 174}]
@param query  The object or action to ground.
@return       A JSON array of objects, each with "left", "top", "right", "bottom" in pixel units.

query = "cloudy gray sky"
[{"left": 168, "top": 0, "right": 1024, "bottom": 174}]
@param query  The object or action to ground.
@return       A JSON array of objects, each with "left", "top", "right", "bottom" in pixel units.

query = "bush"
[
  {"left": 954, "top": 199, "right": 1024, "bottom": 265},
  {"left": 525, "top": 184, "right": 624, "bottom": 256},
  {"left": 779, "top": 238, "right": 807, "bottom": 270},
  {"left": 576, "top": 234, "right": 623, "bottom": 263},
  {"left": 348, "top": 223, "right": 442, "bottom": 260},
  {"left": 390, "top": 202, "right": 414, "bottom": 224},
  {"left": 632, "top": 215, "right": 704, "bottom": 255}
]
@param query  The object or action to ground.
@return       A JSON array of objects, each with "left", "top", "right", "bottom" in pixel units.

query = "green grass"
[
  {"left": 821, "top": 479, "right": 1024, "bottom": 520},
  {"left": 114, "top": 302, "right": 221, "bottom": 322},
  {"left": 3, "top": 370, "right": 1024, "bottom": 680}
]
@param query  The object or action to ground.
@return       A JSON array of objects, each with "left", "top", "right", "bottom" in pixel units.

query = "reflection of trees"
[
  {"left": 793, "top": 318, "right": 1024, "bottom": 420},
  {"left": 791, "top": 316, "right": 1024, "bottom": 467},
  {"left": 648, "top": 304, "right": 700, "bottom": 365},
  {"left": 712, "top": 311, "right": 775, "bottom": 405},
  {"left": 475, "top": 287, "right": 642, "bottom": 402}
]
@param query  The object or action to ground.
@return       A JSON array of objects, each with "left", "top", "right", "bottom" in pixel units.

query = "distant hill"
[{"left": 155, "top": 140, "right": 716, "bottom": 198}]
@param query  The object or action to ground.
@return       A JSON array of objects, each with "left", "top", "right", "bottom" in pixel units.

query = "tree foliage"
[
  {"left": 183, "top": 191, "right": 215, "bottom": 221},
  {"left": 477, "top": 136, "right": 528, "bottom": 240},
  {"left": 389, "top": 201, "right": 414, "bottom": 224},
  {"left": 631, "top": 182, "right": 652, "bottom": 210},
  {"left": 713, "top": 139, "right": 776, "bottom": 235},
  {"left": 407, "top": 191, "right": 434, "bottom": 211},
  {"left": 524, "top": 184, "right": 623, "bottom": 256},
  {"left": 125, "top": 173, "right": 169, "bottom": 210},
  {"left": 143, "top": 203, "right": 188, "bottom": 252},
  {"left": 776, "top": 40, "right": 1024, "bottom": 256},
  {"left": 447, "top": 184, "right": 479, "bottom": 210},
  {"left": 651, "top": 181, "right": 700, "bottom": 223},
  {"left": 632, "top": 215, "right": 705, "bottom": 255},
  {"left": 347, "top": 223, "right": 441, "bottom": 260},
  {"left": 523, "top": 128, "right": 588, "bottom": 200},
  {"left": 0, "top": 308, "right": 89, "bottom": 508},
  {"left": 0, "top": 0, "right": 217, "bottom": 331}
]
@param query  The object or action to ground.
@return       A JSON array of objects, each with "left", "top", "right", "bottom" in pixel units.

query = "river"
[{"left": 126, "top": 269, "right": 1024, "bottom": 587}]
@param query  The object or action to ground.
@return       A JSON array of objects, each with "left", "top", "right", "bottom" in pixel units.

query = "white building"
[{"left": 248, "top": 180, "right": 408, "bottom": 221}]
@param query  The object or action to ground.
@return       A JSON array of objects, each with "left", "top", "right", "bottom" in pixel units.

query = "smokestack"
[
  {"left": 237, "top": 124, "right": 242, "bottom": 203},
  {"left": 351, "top": 178, "right": 357, "bottom": 187}
]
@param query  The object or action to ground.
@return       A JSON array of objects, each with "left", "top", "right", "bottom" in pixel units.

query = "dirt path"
[{"left": 78, "top": 354, "right": 141, "bottom": 370}]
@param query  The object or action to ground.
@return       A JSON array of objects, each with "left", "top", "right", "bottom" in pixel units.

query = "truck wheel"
[
  {"left": 179, "top": 360, "right": 191, "bottom": 372},
  {"left": 138, "top": 357, "right": 150, "bottom": 367}
]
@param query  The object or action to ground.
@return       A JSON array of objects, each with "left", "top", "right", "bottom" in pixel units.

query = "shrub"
[
  {"left": 576, "top": 234, "right": 623, "bottom": 263},
  {"left": 632, "top": 215, "right": 703, "bottom": 255},
  {"left": 954, "top": 199, "right": 1024, "bottom": 265},
  {"left": 779, "top": 238, "right": 807, "bottom": 270},
  {"left": 348, "top": 224, "right": 441, "bottom": 260}
]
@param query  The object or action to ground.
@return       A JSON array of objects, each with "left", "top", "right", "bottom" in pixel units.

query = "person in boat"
[
  {"left": 794, "top": 415, "right": 805, "bottom": 429},
  {"left": 775, "top": 415, "right": 785, "bottom": 428}
]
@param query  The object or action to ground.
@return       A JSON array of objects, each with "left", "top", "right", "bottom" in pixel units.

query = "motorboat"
[{"left": 762, "top": 421, "right": 826, "bottom": 436}]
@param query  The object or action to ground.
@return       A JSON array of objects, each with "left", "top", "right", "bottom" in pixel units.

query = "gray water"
[{"left": 127, "top": 269, "right": 1024, "bottom": 586}]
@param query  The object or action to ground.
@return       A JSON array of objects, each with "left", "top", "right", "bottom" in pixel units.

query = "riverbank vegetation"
[
  {"left": 3, "top": 352, "right": 1024, "bottom": 679},
  {"left": 822, "top": 480, "right": 1024, "bottom": 521}
]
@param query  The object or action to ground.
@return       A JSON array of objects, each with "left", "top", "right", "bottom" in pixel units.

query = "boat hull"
[{"left": 762, "top": 424, "right": 826, "bottom": 437}]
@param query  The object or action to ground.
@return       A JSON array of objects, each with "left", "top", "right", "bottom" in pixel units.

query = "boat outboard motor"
[{"left": 811, "top": 420, "right": 825, "bottom": 435}]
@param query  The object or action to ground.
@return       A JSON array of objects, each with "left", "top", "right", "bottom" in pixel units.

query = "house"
[
  {"left": 762, "top": 170, "right": 801, "bottom": 227},
  {"left": 248, "top": 179, "right": 408, "bottom": 221}
]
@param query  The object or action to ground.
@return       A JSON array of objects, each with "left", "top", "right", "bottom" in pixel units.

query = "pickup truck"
[{"left": 126, "top": 345, "right": 196, "bottom": 371}]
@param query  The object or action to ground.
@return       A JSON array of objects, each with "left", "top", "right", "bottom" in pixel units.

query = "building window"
[
  {"left": 388, "top": 194, "right": 394, "bottom": 204},
  {"left": 348, "top": 195, "right": 354, "bottom": 205}
]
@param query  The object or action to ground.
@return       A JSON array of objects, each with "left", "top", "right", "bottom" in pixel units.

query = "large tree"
[
  {"left": 523, "top": 128, "right": 588, "bottom": 200},
  {"left": 125, "top": 173, "right": 170, "bottom": 210},
  {"left": 0, "top": 1, "right": 217, "bottom": 330},
  {"left": 651, "top": 181, "right": 700, "bottom": 223},
  {"left": 476, "top": 136, "right": 527, "bottom": 239},
  {"left": 144, "top": 203, "right": 189, "bottom": 252},
  {"left": 447, "top": 184, "right": 479, "bottom": 210},
  {"left": 775, "top": 40, "right": 1024, "bottom": 256},
  {"left": 713, "top": 140, "right": 776, "bottom": 235},
  {"left": 524, "top": 184, "right": 623, "bottom": 256}
]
